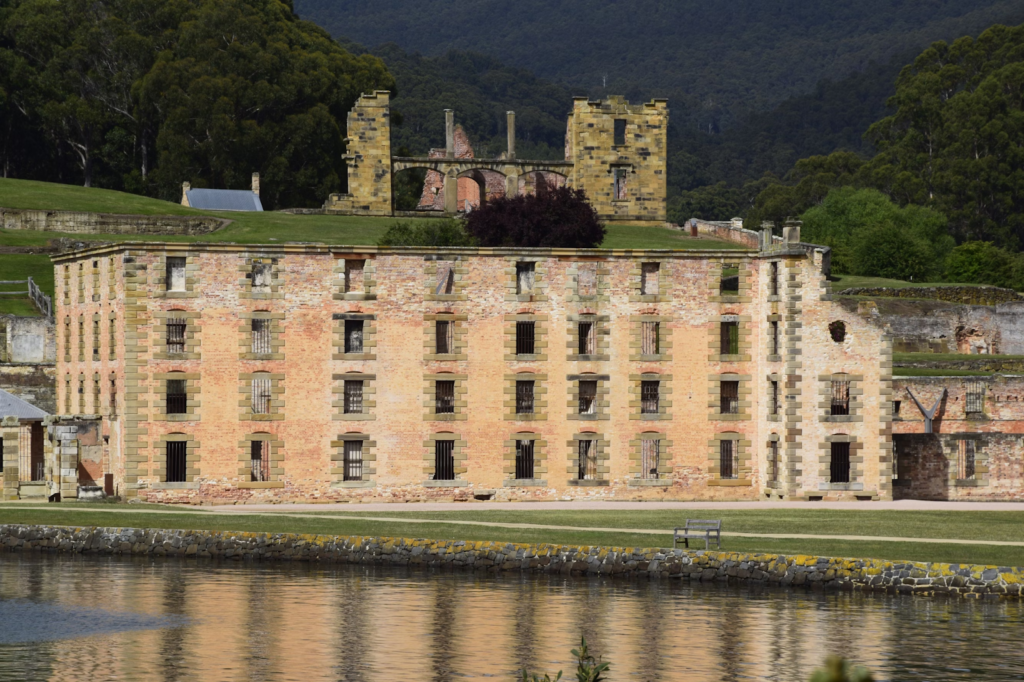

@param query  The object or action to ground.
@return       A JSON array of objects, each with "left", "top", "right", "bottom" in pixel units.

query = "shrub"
[
  {"left": 376, "top": 219, "right": 476, "bottom": 247},
  {"left": 943, "top": 241, "right": 1019, "bottom": 288},
  {"left": 521, "top": 637, "right": 609, "bottom": 682},
  {"left": 465, "top": 187, "right": 605, "bottom": 248}
]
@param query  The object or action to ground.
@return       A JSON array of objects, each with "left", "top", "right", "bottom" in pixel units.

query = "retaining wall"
[
  {"left": 0, "top": 207, "right": 226, "bottom": 236},
  {"left": 1, "top": 524, "right": 1020, "bottom": 598}
]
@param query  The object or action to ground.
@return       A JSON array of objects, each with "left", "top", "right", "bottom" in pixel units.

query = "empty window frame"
[
  {"left": 251, "top": 376, "right": 272, "bottom": 415},
  {"left": 578, "top": 440, "right": 597, "bottom": 480},
  {"left": 769, "top": 380, "right": 780, "bottom": 416},
  {"left": 516, "top": 262, "right": 535, "bottom": 294},
  {"left": 344, "top": 440, "right": 364, "bottom": 481},
  {"left": 958, "top": 439, "right": 976, "bottom": 480},
  {"left": 719, "top": 440, "right": 737, "bottom": 479},
  {"left": 768, "top": 440, "right": 779, "bottom": 485},
  {"left": 769, "top": 261, "right": 779, "bottom": 297},
  {"left": 251, "top": 262, "right": 272, "bottom": 293},
  {"left": 640, "top": 262, "right": 660, "bottom": 295},
  {"left": 166, "top": 257, "right": 186, "bottom": 292},
  {"left": 830, "top": 442, "right": 851, "bottom": 483},
  {"left": 515, "top": 439, "right": 535, "bottom": 479},
  {"left": 251, "top": 319, "right": 272, "bottom": 354},
  {"left": 166, "top": 441, "right": 187, "bottom": 483},
  {"left": 770, "top": 320, "right": 780, "bottom": 356},
  {"left": 966, "top": 382, "right": 985, "bottom": 414},
  {"left": 613, "top": 168, "right": 628, "bottom": 200},
  {"left": 578, "top": 321, "right": 596, "bottom": 355},
  {"left": 166, "top": 378, "right": 187, "bottom": 415},
  {"left": 344, "top": 320, "right": 364, "bottom": 354},
  {"left": 434, "top": 440, "right": 455, "bottom": 480},
  {"left": 435, "top": 321, "right": 454, "bottom": 355},
  {"left": 641, "top": 439, "right": 659, "bottom": 480},
  {"left": 720, "top": 265, "right": 740, "bottom": 295},
  {"left": 92, "top": 320, "right": 100, "bottom": 360},
  {"left": 641, "top": 321, "right": 660, "bottom": 355},
  {"left": 166, "top": 318, "right": 186, "bottom": 354},
  {"left": 720, "top": 320, "right": 739, "bottom": 355},
  {"left": 720, "top": 380, "right": 739, "bottom": 414},
  {"left": 831, "top": 379, "right": 851, "bottom": 416},
  {"left": 578, "top": 380, "right": 597, "bottom": 415},
  {"left": 109, "top": 315, "right": 117, "bottom": 359},
  {"left": 516, "top": 380, "right": 535, "bottom": 415},
  {"left": 613, "top": 118, "right": 627, "bottom": 146},
  {"left": 250, "top": 440, "right": 270, "bottom": 482},
  {"left": 516, "top": 321, "right": 536, "bottom": 355},
  {"left": 110, "top": 376, "right": 117, "bottom": 416},
  {"left": 640, "top": 380, "right": 660, "bottom": 414},
  {"left": 344, "top": 259, "right": 365, "bottom": 293},
  {"left": 435, "top": 380, "right": 455, "bottom": 414},
  {"left": 435, "top": 262, "right": 454, "bottom": 295},
  {"left": 893, "top": 400, "right": 902, "bottom": 418},
  {"left": 343, "top": 380, "right": 364, "bottom": 414}
]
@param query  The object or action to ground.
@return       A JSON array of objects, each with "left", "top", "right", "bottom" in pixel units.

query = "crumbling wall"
[{"left": 324, "top": 91, "right": 393, "bottom": 216}]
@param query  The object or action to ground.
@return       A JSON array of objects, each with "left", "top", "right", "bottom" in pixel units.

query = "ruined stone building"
[{"left": 325, "top": 92, "right": 668, "bottom": 223}]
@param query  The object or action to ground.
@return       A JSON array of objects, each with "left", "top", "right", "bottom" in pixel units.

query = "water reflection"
[{"left": 0, "top": 553, "right": 1022, "bottom": 681}]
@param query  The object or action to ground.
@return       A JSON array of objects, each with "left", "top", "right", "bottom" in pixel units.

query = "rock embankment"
[{"left": 2, "top": 524, "right": 1021, "bottom": 598}]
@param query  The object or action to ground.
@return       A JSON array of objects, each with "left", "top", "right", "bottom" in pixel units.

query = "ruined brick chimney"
[
  {"left": 252, "top": 173, "right": 260, "bottom": 197},
  {"left": 181, "top": 181, "right": 190, "bottom": 207}
]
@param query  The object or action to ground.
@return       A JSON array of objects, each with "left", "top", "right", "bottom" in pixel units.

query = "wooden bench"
[{"left": 673, "top": 519, "right": 722, "bottom": 550}]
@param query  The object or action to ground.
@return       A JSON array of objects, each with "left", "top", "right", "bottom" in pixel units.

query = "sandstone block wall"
[
  {"left": 324, "top": 91, "right": 393, "bottom": 216},
  {"left": 0, "top": 207, "right": 225, "bottom": 236}
]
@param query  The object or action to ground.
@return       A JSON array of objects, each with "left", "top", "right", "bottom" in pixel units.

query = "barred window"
[
  {"left": 516, "top": 380, "right": 535, "bottom": 414},
  {"left": 344, "top": 441, "right": 363, "bottom": 481},
  {"left": 434, "top": 440, "right": 455, "bottom": 480},
  {"left": 252, "top": 376, "right": 272, "bottom": 414},
  {"left": 166, "top": 379, "right": 187, "bottom": 415},
  {"left": 641, "top": 262, "right": 660, "bottom": 295},
  {"left": 251, "top": 319, "right": 271, "bottom": 354},
  {"left": 770, "top": 380, "right": 780, "bottom": 416},
  {"left": 958, "top": 440, "right": 976, "bottom": 480},
  {"left": 966, "top": 382, "right": 985, "bottom": 414},
  {"left": 251, "top": 262, "right": 272, "bottom": 292},
  {"left": 167, "top": 319, "right": 186, "bottom": 354},
  {"left": 516, "top": 321, "right": 536, "bottom": 355},
  {"left": 578, "top": 321, "right": 595, "bottom": 355},
  {"left": 166, "top": 257, "right": 186, "bottom": 292},
  {"left": 166, "top": 441, "right": 187, "bottom": 483},
  {"left": 435, "top": 380, "right": 455, "bottom": 414},
  {"left": 516, "top": 262, "right": 535, "bottom": 294},
  {"left": 770, "top": 320, "right": 780, "bottom": 356},
  {"left": 720, "top": 265, "right": 739, "bottom": 295},
  {"left": 768, "top": 440, "right": 779, "bottom": 484},
  {"left": 830, "top": 442, "right": 851, "bottom": 483},
  {"left": 435, "top": 321, "right": 454, "bottom": 354},
  {"left": 769, "top": 261, "right": 779, "bottom": 297},
  {"left": 720, "top": 320, "right": 739, "bottom": 355},
  {"left": 578, "top": 440, "right": 597, "bottom": 480},
  {"left": 719, "top": 440, "right": 737, "bottom": 479},
  {"left": 344, "top": 320, "right": 364, "bottom": 354},
  {"left": 435, "top": 263, "right": 454, "bottom": 295},
  {"left": 720, "top": 380, "right": 739, "bottom": 414},
  {"left": 641, "top": 321, "right": 660, "bottom": 355},
  {"left": 831, "top": 379, "right": 851, "bottom": 416},
  {"left": 641, "top": 439, "right": 659, "bottom": 479},
  {"left": 92, "top": 320, "right": 100, "bottom": 359},
  {"left": 344, "top": 380, "right": 364, "bottom": 414},
  {"left": 640, "top": 381, "right": 660, "bottom": 414},
  {"left": 577, "top": 264, "right": 597, "bottom": 297},
  {"left": 250, "top": 440, "right": 270, "bottom": 482},
  {"left": 515, "top": 440, "right": 535, "bottom": 479},
  {"left": 345, "top": 259, "right": 365, "bottom": 293},
  {"left": 578, "top": 380, "right": 597, "bottom": 415}
]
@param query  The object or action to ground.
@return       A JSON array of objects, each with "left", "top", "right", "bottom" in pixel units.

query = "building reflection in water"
[{"left": 1, "top": 554, "right": 1023, "bottom": 681}]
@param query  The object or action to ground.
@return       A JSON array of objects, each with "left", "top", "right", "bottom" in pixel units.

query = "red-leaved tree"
[{"left": 465, "top": 187, "right": 605, "bottom": 248}]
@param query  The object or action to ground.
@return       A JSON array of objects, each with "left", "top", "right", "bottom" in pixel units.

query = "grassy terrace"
[
  {"left": 0, "top": 178, "right": 746, "bottom": 315},
  {"left": 2, "top": 504, "right": 1024, "bottom": 567}
]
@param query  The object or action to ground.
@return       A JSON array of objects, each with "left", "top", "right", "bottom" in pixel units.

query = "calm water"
[{"left": 0, "top": 554, "right": 1023, "bottom": 681}]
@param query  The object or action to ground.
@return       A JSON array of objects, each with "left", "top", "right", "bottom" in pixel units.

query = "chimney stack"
[
  {"left": 507, "top": 111, "right": 516, "bottom": 160},
  {"left": 252, "top": 172, "right": 260, "bottom": 197},
  {"left": 445, "top": 109, "right": 455, "bottom": 158},
  {"left": 181, "top": 181, "right": 191, "bottom": 206}
]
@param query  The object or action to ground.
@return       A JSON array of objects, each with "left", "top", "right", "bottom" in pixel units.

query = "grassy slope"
[
  {"left": 3, "top": 505, "right": 1024, "bottom": 566},
  {"left": 832, "top": 275, "right": 996, "bottom": 291}
]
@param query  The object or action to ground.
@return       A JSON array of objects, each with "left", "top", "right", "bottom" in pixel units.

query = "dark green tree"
[{"left": 943, "top": 241, "right": 1022, "bottom": 288}]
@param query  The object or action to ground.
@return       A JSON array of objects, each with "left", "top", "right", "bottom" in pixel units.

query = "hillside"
[{"left": 296, "top": 0, "right": 1024, "bottom": 131}]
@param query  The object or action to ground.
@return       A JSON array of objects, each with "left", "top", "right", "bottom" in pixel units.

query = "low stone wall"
[
  {"left": 0, "top": 207, "right": 227, "bottom": 236},
  {"left": 1, "top": 524, "right": 1020, "bottom": 598},
  {"left": 839, "top": 286, "right": 1022, "bottom": 306}
]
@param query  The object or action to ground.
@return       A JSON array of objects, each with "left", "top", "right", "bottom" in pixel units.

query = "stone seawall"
[{"left": 1, "top": 524, "right": 1021, "bottom": 598}]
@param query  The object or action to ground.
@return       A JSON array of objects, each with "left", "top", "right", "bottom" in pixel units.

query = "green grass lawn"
[
  {"left": 3, "top": 504, "right": 1024, "bottom": 566},
  {"left": 894, "top": 352, "right": 1024, "bottom": 363}
]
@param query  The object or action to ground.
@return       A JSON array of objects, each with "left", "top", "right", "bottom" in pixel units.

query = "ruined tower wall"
[{"left": 324, "top": 91, "right": 393, "bottom": 216}]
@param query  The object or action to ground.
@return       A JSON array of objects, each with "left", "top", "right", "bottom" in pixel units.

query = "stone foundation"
[{"left": 1, "top": 524, "right": 1021, "bottom": 598}]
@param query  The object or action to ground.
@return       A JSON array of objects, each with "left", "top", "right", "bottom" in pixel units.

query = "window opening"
[
  {"left": 769, "top": 262, "right": 779, "bottom": 297},
  {"left": 344, "top": 259, "right": 365, "bottom": 293},
  {"left": 720, "top": 380, "right": 739, "bottom": 414},
  {"left": 641, "top": 381, "right": 660, "bottom": 414},
  {"left": 435, "top": 380, "right": 455, "bottom": 414},
  {"left": 578, "top": 440, "right": 597, "bottom": 480},
  {"left": 251, "top": 376, "right": 272, "bottom": 414},
  {"left": 250, "top": 440, "right": 270, "bottom": 482},
  {"left": 516, "top": 380, "right": 535, "bottom": 415},
  {"left": 166, "top": 319, "right": 186, "bottom": 354},
  {"left": 830, "top": 441, "right": 851, "bottom": 483},
  {"left": 343, "top": 380, "right": 364, "bottom": 414},
  {"left": 515, "top": 440, "right": 535, "bottom": 479},
  {"left": 641, "top": 321, "right": 660, "bottom": 355},
  {"left": 92, "top": 320, "right": 100, "bottom": 360},
  {"left": 344, "top": 320, "right": 364, "bottom": 354},
  {"left": 831, "top": 379, "right": 851, "bottom": 416},
  {"left": 166, "top": 378, "right": 187, "bottom": 415},
  {"left": 435, "top": 263, "right": 454, "bottom": 295},
  {"left": 770, "top": 380, "right": 780, "bottom": 416},
  {"left": 578, "top": 380, "right": 597, "bottom": 415},
  {"left": 829, "top": 320, "right": 847, "bottom": 343},
  {"left": 720, "top": 320, "right": 739, "bottom": 355},
  {"left": 641, "top": 262, "right": 660, "bottom": 295},
  {"left": 958, "top": 440, "right": 976, "bottom": 480},
  {"left": 966, "top": 382, "right": 985, "bottom": 414},
  {"left": 436, "top": 321, "right": 454, "bottom": 355},
  {"left": 613, "top": 168, "right": 628, "bottom": 200},
  {"left": 768, "top": 440, "right": 779, "bottom": 485},
  {"left": 344, "top": 441, "right": 364, "bottom": 481},
  {"left": 166, "top": 257, "right": 186, "bottom": 292},
  {"left": 109, "top": 315, "right": 117, "bottom": 359},
  {"left": 516, "top": 321, "right": 535, "bottom": 355},
  {"left": 166, "top": 441, "right": 187, "bottom": 483},
  {"left": 251, "top": 262, "right": 272, "bottom": 293},
  {"left": 720, "top": 265, "right": 739, "bottom": 294},
  {"left": 613, "top": 118, "right": 626, "bottom": 145},
  {"left": 251, "top": 319, "right": 272, "bottom": 354},
  {"left": 110, "top": 376, "right": 117, "bottom": 416},
  {"left": 578, "top": 321, "right": 595, "bottom": 355},
  {"left": 893, "top": 400, "right": 901, "bottom": 418},
  {"left": 641, "top": 439, "right": 659, "bottom": 479},
  {"left": 92, "top": 376, "right": 100, "bottom": 414},
  {"left": 770, "top": 320, "right": 780, "bottom": 356},
  {"left": 719, "top": 440, "right": 737, "bottom": 479},
  {"left": 516, "top": 262, "right": 535, "bottom": 294},
  {"left": 434, "top": 440, "right": 455, "bottom": 480}
]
